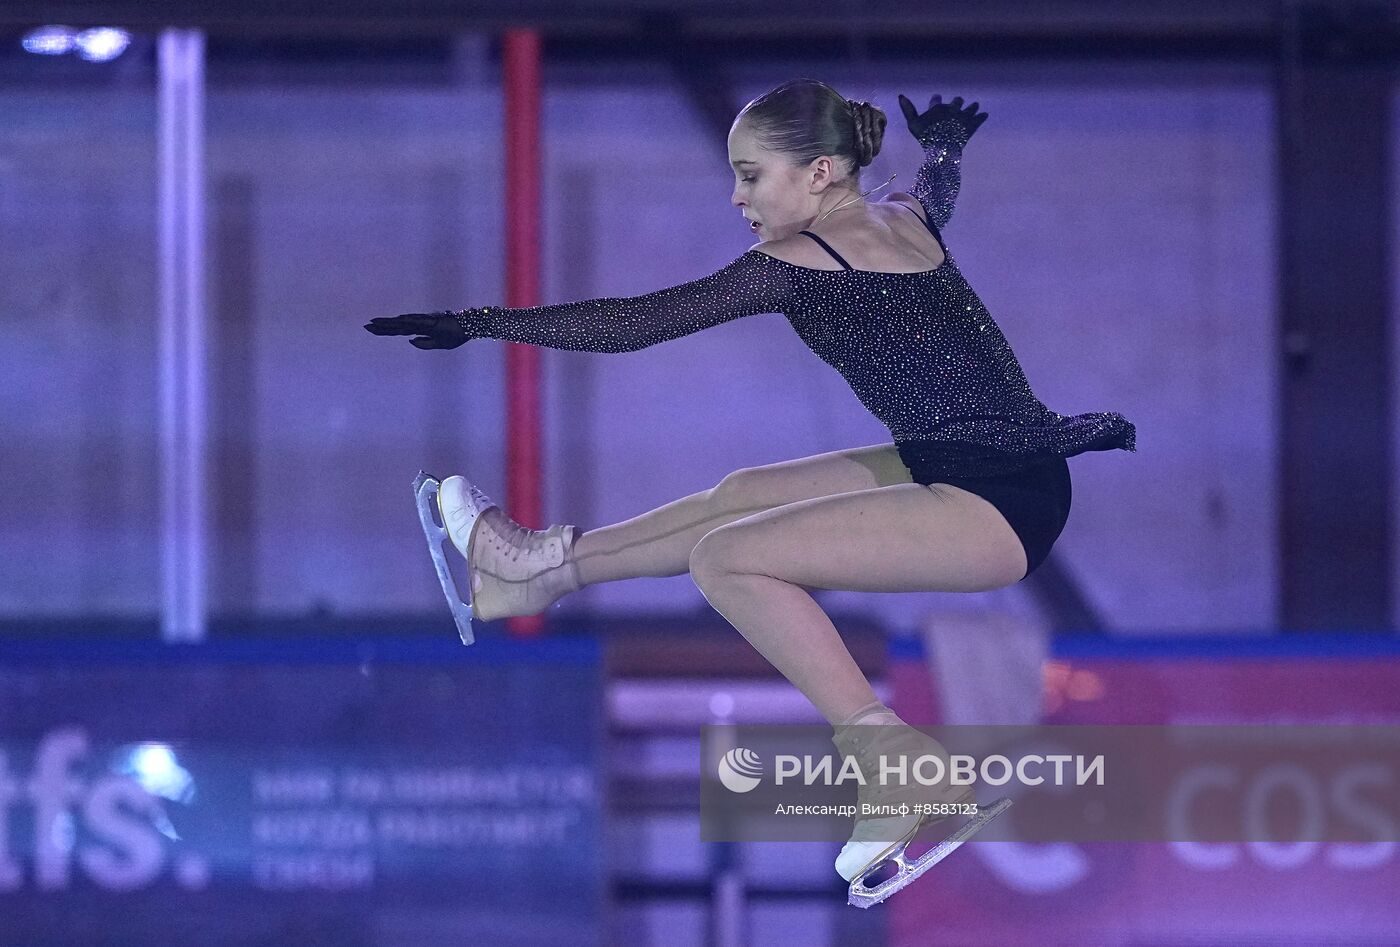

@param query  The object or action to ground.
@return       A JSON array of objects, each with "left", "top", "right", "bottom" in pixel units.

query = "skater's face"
[{"left": 728, "top": 119, "right": 846, "bottom": 243}]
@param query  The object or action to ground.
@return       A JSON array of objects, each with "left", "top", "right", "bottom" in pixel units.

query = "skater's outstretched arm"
[
  {"left": 896, "top": 93, "right": 988, "bottom": 230},
  {"left": 364, "top": 250, "right": 800, "bottom": 353}
]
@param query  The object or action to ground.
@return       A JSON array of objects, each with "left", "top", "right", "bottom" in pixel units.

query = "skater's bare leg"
[
  {"left": 572, "top": 443, "right": 914, "bottom": 587},
  {"left": 689, "top": 482, "right": 1027, "bottom": 726}
]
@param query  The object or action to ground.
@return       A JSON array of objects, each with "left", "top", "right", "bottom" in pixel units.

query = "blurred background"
[{"left": 1, "top": 0, "right": 1398, "bottom": 944}]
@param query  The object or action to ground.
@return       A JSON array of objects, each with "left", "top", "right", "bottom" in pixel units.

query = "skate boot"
[
  {"left": 436, "top": 475, "right": 582, "bottom": 623},
  {"left": 831, "top": 705, "right": 1011, "bottom": 908}
]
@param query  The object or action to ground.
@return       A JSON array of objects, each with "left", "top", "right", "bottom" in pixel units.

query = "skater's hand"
[
  {"left": 363, "top": 311, "right": 469, "bottom": 350},
  {"left": 897, "top": 93, "right": 987, "bottom": 147}
]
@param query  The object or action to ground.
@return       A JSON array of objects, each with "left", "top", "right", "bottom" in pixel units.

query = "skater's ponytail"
[{"left": 736, "top": 78, "right": 888, "bottom": 179}]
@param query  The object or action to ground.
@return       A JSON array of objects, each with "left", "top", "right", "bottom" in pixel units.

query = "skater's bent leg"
[
  {"left": 692, "top": 569, "right": 883, "bottom": 725},
  {"left": 688, "top": 482, "right": 1026, "bottom": 726},
  {"left": 572, "top": 442, "right": 913, "bottom": 587}
]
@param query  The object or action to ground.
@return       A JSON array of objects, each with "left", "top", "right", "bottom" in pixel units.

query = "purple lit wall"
[{"left": 0, "top": 59, "right": 1339, "bottom": 633}]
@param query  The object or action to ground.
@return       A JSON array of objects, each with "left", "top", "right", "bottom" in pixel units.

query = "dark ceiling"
[{"left": 0, "top": 0, "right": 1393, "bottom": 51}]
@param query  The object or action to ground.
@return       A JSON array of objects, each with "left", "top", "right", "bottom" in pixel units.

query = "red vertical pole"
[{"left": 502, "top": 29, "right": 544, "bottom": 638}]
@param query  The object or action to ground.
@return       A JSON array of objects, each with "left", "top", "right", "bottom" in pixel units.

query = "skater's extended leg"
[
  {"left": 436, "top": 443, "right": 913, "bottom": 622},
  {"left": 687, "top": 482, "right": 1026, "bottom": 893},
  {"left": 687, "top": 481, "right": 1026, "bottom": 726},
  {"left": 572, "top": 442, "right": 913, "bottom": 586}
]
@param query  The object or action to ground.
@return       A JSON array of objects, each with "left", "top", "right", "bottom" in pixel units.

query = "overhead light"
[
  {"left": 20, "top": 25, "right": 131, "bottom": 61},
  {"left": 75, "top": 27, "right": 131, "bottom": 62},
  {"left": 21, "top": 25, "right": 77, "bottom": 55}
]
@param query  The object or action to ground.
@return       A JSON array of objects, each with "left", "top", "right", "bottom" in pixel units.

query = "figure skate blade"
[
  {"left": 847, "top": 796, "right": 1012, "bottom": 909},
  {"left": 413, "top": 470, "right": 475, "bottom": 645}
]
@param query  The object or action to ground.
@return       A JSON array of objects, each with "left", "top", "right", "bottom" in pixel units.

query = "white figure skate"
[
  {"left": 413, "top": 471, "right": 476, "bottom": 644},
  {"left": 413, "top": 470, "right": 581, "bottom": 640},
  {"left": 831, "top": 712, "right": 1012, "bottom": 908}
]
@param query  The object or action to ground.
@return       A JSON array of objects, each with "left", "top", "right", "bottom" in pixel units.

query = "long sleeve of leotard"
[
  {"left": 908, "top": 115, "right": 970, "bottom": 230},
  {"left": 453, "top": 250, "right": 799, "bottom": 353}
]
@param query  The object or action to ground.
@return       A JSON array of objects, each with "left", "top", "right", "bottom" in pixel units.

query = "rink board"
[
  {"left": 0, "top": 634, "right": 605, "bottom": 946},
  {"left": 889, "top": 634, "right": 1400, "bottom": 946}
]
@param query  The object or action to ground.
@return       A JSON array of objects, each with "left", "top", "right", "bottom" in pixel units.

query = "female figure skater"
[{"left": 366, "top": 78, "right": 1136, "bottom": 903}]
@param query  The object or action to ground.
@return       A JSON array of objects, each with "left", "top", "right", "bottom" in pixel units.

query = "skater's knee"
[
  {"left": 711, "top": 467, "right": 755, "bottom": 511},
  {"left": 688, "top": 531, "right": 719, "bottom": 583},
  {"left": 712, "top": 466, "right": 783, "bottom": 517},
  {"left": 687, "top": 527, "right": 738, "bottom": 586}
]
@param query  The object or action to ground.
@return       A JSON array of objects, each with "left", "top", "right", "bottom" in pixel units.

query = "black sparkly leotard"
[{"left": 451, "top": 112, "right": 1136, "bottom": 576}]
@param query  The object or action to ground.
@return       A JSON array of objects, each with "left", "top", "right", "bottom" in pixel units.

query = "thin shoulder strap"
[
  {"left": 893, "top": 200, "right": 950, "bottom": 257},
  {"left": 796, "top": 230, "right": 853, "bottom": 270}
]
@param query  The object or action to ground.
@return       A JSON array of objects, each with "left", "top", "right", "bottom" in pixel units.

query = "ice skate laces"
[
  {"left": 834, "top": 718, "right": 964, "bottom": 822},
  {"left": 484, "top": 510, "right": 552, "bottom": 564}
]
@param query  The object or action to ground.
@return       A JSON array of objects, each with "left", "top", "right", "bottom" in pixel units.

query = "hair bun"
[{"left": 846, "top": 98, "right": 886, "bottom": 168}]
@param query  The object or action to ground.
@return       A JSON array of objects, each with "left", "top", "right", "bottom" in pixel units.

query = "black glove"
[
  {"left": 363, "top": 310, "right": 470, "bottom": 350},
  {"left": 897, "top": 93, "right": 988, "bottom": 148}
]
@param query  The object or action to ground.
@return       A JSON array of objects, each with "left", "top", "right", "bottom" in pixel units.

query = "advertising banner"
[
  {"left": 0, "top": 636, "right": 604, "bottom": 946},
  {"left": 886, "top": 637, "right": 1400, "bottom": 946}
]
